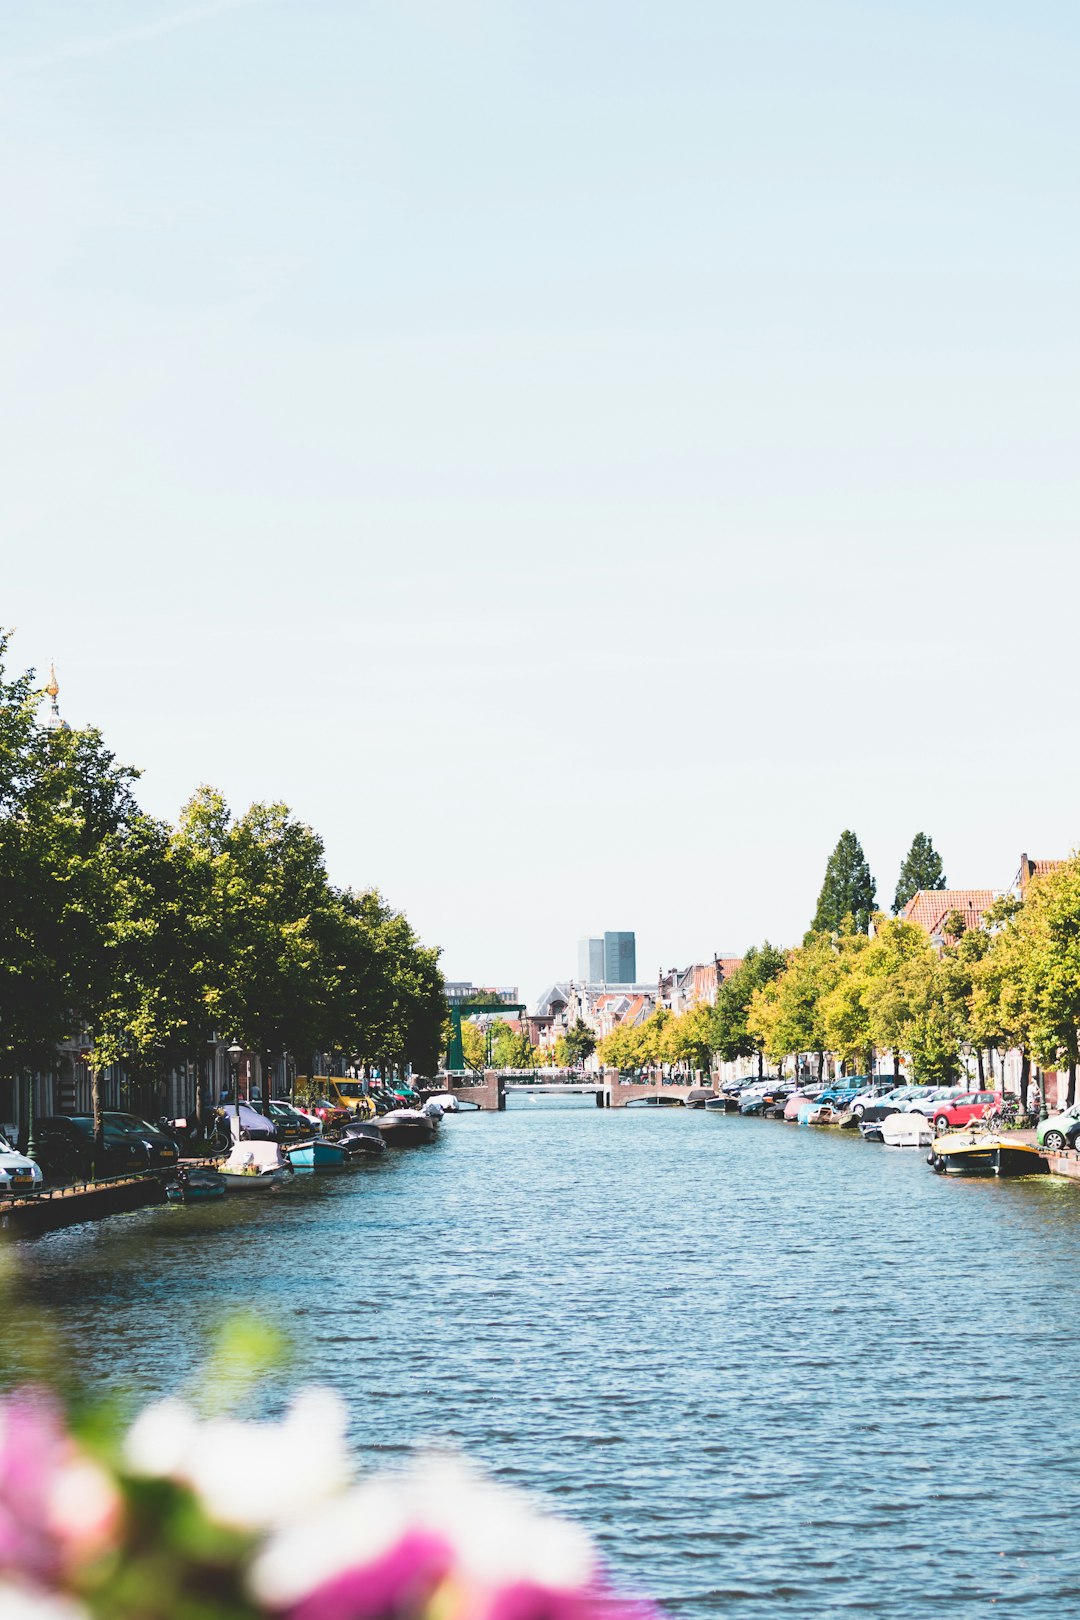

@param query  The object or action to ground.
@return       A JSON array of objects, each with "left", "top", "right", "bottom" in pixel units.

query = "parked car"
[
  {"left": 903, "top": 1087, "right": 968, "bottom": 1116},
  {"left": 931, "top": 1092, "right": 1002, "bottom": 1135},
  {"left": 858, "top": 1087, "right": 924, "bottom": 1124},
  {"left": 301, "top": 1097, "right": 351, "bottom": 1129},
  {"left": 27, "top": 1117, "right": 148, "bottom": 1182},
  {"left": 0, "top": 1131, "right": 44, "bottom": 1196},
  {"left": 263, "top": 1101, "right": 318, "bottom": 1142},
  {"left": 1036, "top": 1104, "right": 1080, "bottom": 1152},
  {"left": 103, "top": 1113, "right": 180, "bottom": 1170}
]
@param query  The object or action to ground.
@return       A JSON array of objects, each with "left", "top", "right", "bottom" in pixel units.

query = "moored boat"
[
  {"left": 928, "top": 1130, "right": 1049, "bottom": 1177},
  {"left": 376, "top": 1109, "right": 439, "bottom": 1146},
  {"left": 286, "top": 1138, "right": 348, "bottom": 1168},
  {"left": 337, "top": 1120, "right": 387, "bottom": 1157},
  {"left": 880, "top": 1111, "right": 934, "bottom": 1150},
  {"left": 685, "top": 1088, "right": 719, "bottom": 1109},
  {"left": 219, "top": 1140, "right": 294, "bottom": 1188},
  {"left": 165, "top": 1165, "right": 225, "bottom": 1203}
]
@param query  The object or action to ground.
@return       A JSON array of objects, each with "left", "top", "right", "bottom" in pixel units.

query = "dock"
[{"left": 0, "top": 1174, "right": 167, "bottom": 1236}]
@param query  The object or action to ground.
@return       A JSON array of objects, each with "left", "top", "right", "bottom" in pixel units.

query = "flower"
[
  {"left": 251, "top": 1456, "right": 662, "bottom": 1620},
  {"left": 0, "top": 1390, "right": 119, "bottom": 1585},
  {"left": 123, "top": 1386, "right": 350, "bottom": 1531}
]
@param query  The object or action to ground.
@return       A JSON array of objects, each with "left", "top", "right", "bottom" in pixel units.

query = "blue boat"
[{"left": 286, "top": 1138, "right": 347, "bottom": 1168}]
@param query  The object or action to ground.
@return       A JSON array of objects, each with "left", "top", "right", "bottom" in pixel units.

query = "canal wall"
[{"left": 0, "top": 1175, "right": 166, "bottom": 1236}]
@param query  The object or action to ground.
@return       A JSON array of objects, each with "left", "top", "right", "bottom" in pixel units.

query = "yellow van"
[{"left": 325, "top": 1079, "right": 376, "bottom": 1119}]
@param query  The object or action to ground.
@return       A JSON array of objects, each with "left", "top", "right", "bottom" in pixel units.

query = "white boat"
[
  {"left": 219, "top": 1140, "right": 294, "bottom": 1188},
  {"left": 880, "top": 1111, "right": 934, "bottom": 1149},
  {"left": 425, "top": 1092, "right": 460, "bottom": 1113}
]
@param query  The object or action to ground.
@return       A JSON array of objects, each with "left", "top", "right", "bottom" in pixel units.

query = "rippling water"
[{"left": 7, "top": 1099, "right": 1080, "bottom": 1616}]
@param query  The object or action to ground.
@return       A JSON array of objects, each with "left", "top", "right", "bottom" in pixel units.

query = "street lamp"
[{"left": 228, "top": 1041, "right": 243, "bottom": 1142}]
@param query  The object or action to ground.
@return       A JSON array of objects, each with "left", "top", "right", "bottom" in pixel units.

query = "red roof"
[
  {"left": 1019, "top": 855, "right": 1063, "bottom": 893},
  {"left": 902, "top": 889, "right": 997, "bottom": 939}
]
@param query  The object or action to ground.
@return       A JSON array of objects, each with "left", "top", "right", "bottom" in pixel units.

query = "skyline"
[{"left": 5, "top": 0, "right": 1079, "bottom": 1003}]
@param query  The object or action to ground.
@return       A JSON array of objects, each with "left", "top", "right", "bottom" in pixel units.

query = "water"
[{"left": 6, "top": 1099, "right": 1080, "bottom": 1617}]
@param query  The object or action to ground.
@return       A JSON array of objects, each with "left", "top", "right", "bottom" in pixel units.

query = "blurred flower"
[
  {"left": 251, "top": 1456, "right": 661, "bottom": 1620},
  {"left": 0, "top": 1391, "right": 119, "bottom": 1585},
  {"left": 123, "top": 1386, "right": 350, "bottom": 1530},
  {"left": 0, "top": 1584, "right": 90, "bottom": 1620}
]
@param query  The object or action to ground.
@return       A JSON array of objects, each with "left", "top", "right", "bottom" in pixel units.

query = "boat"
[
  {"left": 165, "top": 1165, "right": 225, "bottom": 1203},
  {"left": 336, "top": 1120, "right": 387, "bottom": 1157},
  {"left": 880, "top": 1111, "right": 934, "bottom": 1149},
  {"left": 703, "top": 1094, "right": 733, "bottom": 1112},
  {"left": 859, "top": 1121, "right": 885, "bottom": 1143},
  {"left": 685, "top": 1088, "right": 719, "bottom": 1109},
  {"left": 376, "top": 1109, "right": 439, "bottom": 1146},
  {"left": 927, "top": 1130, "right": 1049, "bottom": 1177},
  {"left": 424, "top": 1092, "right": 461, "bottom": 1113},
  {"left": 286, "top": 1138, "right": 348, "bottom": 1168},
  {"left": 797, "top": 1100, "right": 836, "bottom": 1125},
  {"left": 218, "top": 1140, "right": 294, "bottom": 1188}
]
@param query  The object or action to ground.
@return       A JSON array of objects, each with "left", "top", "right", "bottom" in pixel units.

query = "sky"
[{"left": 3, "top": 0, "right": 1078, "bottom": 1005}]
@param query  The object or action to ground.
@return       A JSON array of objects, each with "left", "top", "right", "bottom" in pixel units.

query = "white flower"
[
  {"left": 123, "top": 1387, "right": 350, "bottom": 1531},
  {"left": 251, "top": 1456, "right": 595, "bottom": 1609},
  {"left": 0, "top": 1585, "right": 90, "bottom": 1620}
]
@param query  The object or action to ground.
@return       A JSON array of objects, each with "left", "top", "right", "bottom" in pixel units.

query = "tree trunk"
[
  {"left": 1069, "top": 1058, "right": 1076, "bottom": 1109},
  {"left": 817, "top": 1050, "right": 824, "bottom": 1082},
  {"left": 866, "top": 1046, "right": 873, "bottom": 1082},
  {"left": 893, "top": 1050, "right": 901, "bottom": 1080},
  {"left": 757, "top": 1051, "right": 764, "bottom": 1079},
  {"left": 92, "top": 1069, "right": 104, "bottom": 1179},
  {"left": 976, "top": 1049, "right": 985, "bottom": 1086},
  {"left": 1020, "top": 1053, "right": 1030, "bottom": 1107}
]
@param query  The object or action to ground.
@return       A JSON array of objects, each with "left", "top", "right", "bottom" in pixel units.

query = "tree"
[
  {"left": 893, "top": 833, "right": 945, "bottom": 914},
  {"left": 748, "top": 935, "right": 840, "bottom": 1080},
  {"left": 811, "top": 831, "right": 876, "bottom": 936},
  {"left": 710, "top": 945, "right": 786, "bottom": 1074},
  {"left": 993, "top": 860, "right": 1080, "bottom": 1107},
  {"left": 562, "top": 1018, "right": 596, "bottom": 1069}
]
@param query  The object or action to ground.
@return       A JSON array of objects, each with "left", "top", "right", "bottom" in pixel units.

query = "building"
[
  {"left": 901, "top": 889, "right": 999, "bottom": 946},
  {"left": 659, "top": 956, "right": 744, "bottom": 1013},
  {"left": 1017, "top": 853, "right": 1064, "bottom": 894},
  {"left": 577, "top": 938, "right": 606, "bottom": 982},
  {"left": 444, "top": 983, "right": 520, "bottom": 1009},
  {"left": 603, "top": 931, "right": 636, "bottom": 984}
]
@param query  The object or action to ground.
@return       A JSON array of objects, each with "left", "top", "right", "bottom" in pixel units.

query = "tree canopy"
[
  {"left": 893, "top": 833, "right": 945, "bottom": 913},
  {"left": 812, "top": 831, "right": 876, "bottom": 935}
]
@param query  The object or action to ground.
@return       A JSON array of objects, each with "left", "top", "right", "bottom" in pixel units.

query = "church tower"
[{"left": 42, "top": 662, "right": 69, "bottom": 731}]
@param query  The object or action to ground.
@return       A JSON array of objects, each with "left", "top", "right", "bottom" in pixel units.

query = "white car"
[{"left": 0, "top": 1132, "right": 44, "bottom": 1195}]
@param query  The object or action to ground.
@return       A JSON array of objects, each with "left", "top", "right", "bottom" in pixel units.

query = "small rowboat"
[
  {"left": 219, "top": 1140, "right": 294, "bottom": 1189},
  {"left": 287, "top": 1138, "right": 348, "bottom": 1168},
  {"left": 165, "top": 1166, "right": 225, "bottom": 1204}
]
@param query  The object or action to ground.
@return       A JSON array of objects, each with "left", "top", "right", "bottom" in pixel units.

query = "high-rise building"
[
  {"left": 577, "top": 938, "right": 605, "bottom": 982},
  {"left": 604, "top": 931, "right": 636, "bottom": 984}
]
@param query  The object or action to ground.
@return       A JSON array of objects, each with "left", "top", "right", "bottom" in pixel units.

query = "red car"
[{"left": 932, "top": 1091, "right": 1001, "bottom": 1135}]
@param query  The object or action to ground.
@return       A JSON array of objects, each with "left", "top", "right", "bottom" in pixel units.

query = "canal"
[{"left": 5, "top": 1099, "right": 1080, "bottom": 1617}]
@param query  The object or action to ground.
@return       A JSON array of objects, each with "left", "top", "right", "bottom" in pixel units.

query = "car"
[
  {"left": 0, "top": 1131, "right": 44, "bottom": 1196},
  {"left": 27, "top": 1117, "right": 148, "bottom": 1182},
  {"left": 858, "top": 1087, "right": 924, "bottom": 1124},
  {"left": 302, "top": 1097, "right": 351, "bottom": 1129},
  {"left": 263, "top": 1101, "right": 317, "bottom": 1142},
  {"left": 903, "top": 1087, "right": 968, "bottom": 1116},
  {"left": 1036, "top": 1104, "right": 1080, "bottom": 1152},
  {"left": 931, "top": 1092, "right": 1002, "bottom": 1136},
  {"left": 103, "top": 1112, "right": 180, "bottom": 1169}
]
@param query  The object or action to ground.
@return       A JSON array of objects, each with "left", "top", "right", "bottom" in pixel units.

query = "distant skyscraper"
[
  {"left": 603, "top": 931, "right": 636, "bottom": 984},
  {"left": 578, "top": 937, "right": 605, "bottom": 982}
]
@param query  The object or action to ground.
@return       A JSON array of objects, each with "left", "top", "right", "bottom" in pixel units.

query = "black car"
[
  {"left": 103, "top": 1112, "right": 181, "bottom": 1170},
  {"left": 28, "top": 1117, "right": 149, "bottom": 1182}
]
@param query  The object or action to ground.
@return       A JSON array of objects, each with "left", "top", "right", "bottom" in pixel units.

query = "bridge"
[{"left": 433, "top": 1069, "right": 711, "bottom": 1112}]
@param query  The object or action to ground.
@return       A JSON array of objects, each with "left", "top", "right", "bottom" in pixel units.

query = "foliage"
[
  {"left": 561, "top": 1018, "right": 596, "bottom": 1069},
  {"left": 0, "top": 639, "right": 445, "bottom": 1102},
  {"left": 709, "top": 945, "right": 786, "bottom": 1064},
  {"left": 892, "top": 832, "right": 945, "bottom": 914},
  {"left": 811, "top": 830, "right": 876, "bottom": 936}
]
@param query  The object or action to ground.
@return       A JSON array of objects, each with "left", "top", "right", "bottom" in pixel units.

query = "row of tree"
[
  {"left": 0, "top": 639, "right": 446, "bottom": 1105},
  {"left": 596, "top": 830, "right": 1080, "bottom": 1102}
]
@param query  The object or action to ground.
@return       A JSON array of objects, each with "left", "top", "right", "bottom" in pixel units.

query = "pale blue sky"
[{"left": 4, "top": 1, "right": 1078, "bottom": 1002}]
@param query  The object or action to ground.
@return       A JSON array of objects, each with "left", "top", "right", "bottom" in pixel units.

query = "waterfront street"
[{"left": 8, "top": 1097, "right": 1080, "bottom": 1619}]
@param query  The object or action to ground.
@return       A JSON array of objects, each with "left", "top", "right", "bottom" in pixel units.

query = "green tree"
[
  {"left": 812, "top": 830, "right": 876, "bottom": 935},
  {"left": 893, "top": 832, "right": 946, "bottom": 914},
  {"left": 748, "top": 935, "right": 839, "bottom": 1081},
  {"left": 710, "top": 944, "right": 786, "bottom": 1075},
  {"left": 562, "top": 1018, "right": 596, "bottom": 1069}
]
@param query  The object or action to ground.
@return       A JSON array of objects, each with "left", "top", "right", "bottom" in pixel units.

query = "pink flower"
[
  {"left": 0, "top": 1389, "right": 120, "bottom": 1586},
  {"left": 286, "top": 1531, "right": 452, "bottom": 1619}
]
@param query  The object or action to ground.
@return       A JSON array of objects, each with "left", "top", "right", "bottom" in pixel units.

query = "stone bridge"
[{"left": 433, "top": 1070, "right": 711, "bottom": 1113}]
